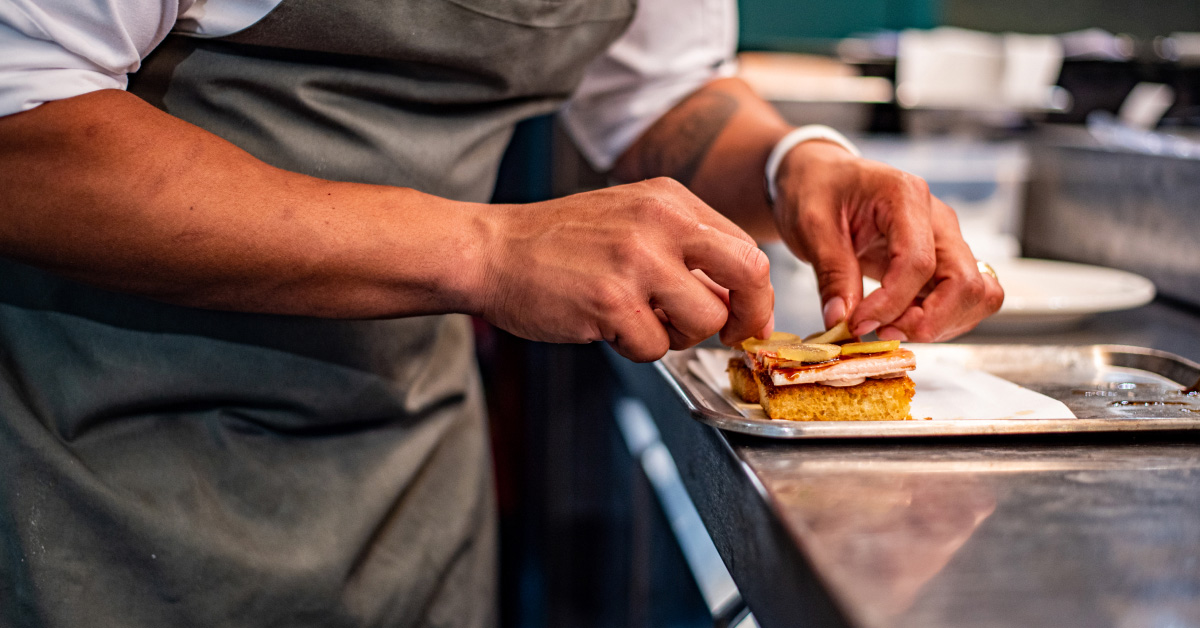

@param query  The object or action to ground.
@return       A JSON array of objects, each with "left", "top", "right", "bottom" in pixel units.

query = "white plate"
[
  {"left": 976, "top": 258, "right": 1155, "bottom": 332},
  {"left": 793, "top": 245, "right": 1157, "bottom": 335}
]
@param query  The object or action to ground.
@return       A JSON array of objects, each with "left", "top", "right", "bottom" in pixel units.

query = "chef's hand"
[
  {"left": 475, "top": 177, "right": 774, "bottom": 362},
  {"left": 773, "top": 140, "right": 1003, "bottom": 342}
]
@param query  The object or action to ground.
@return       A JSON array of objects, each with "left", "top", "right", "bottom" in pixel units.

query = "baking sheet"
[
  {"left": 691, "top": 346, "right": 1075, "bottom": 422},
  {"left": 658, "top": 344, "right": 1200, "bottom": 438}
]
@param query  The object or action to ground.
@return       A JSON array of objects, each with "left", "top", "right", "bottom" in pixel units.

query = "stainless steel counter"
[
  {"left": 740, "top": 433, "right": 1200, "bottom": 628},
  {"left": 611, "top": 300, "right": 1200, "bottom": 628}
]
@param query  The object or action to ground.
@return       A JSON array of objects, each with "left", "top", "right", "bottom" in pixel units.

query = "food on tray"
[
  {"left": 725, "top": 327, "right": 916, "bottom": 421},
  {"left": 727, "top": 356, "right": 761, "bottom": 403},
  {"left": 802, "top": 319, "right": 853, "bottom": 344},
  {"left": 776, "top": 343, "right": 841, "bottom": 363}
]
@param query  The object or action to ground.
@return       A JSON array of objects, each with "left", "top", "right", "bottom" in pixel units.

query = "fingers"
[
  {"left": 526, "top": 178, "right": 775, "bottom": 362},
  {"left": 694, "top": 268, "right": 774, "bottom": 338},
  {"left": 849, "top": 179, "right": 936, "bottom": 336},
  {"left": 874, "top": 200, "right": 1004, "bottom": 342},
  {"left": 777, "top": 157, "right": 999, "bottom": 342},
  {"left": 822, "top": 296, "right": 846, "bottom": 330},
  {"left": 601, "top": 296, "right": 672, "bottom": 363},
  {"left": 725, "top": 278, "right": 775, "bottom": 347},
  {"left": 786, "top": 193, "right": 866, "bottom": 332},
  {"left": 635, "top": 180, "right": 774, "bottom": 348},
  {"left": 608, "top": 257, "right": 766, "bottom": 360},
  {"left": 650, "top": 270, "right": 731, "bottom": 349},
  {"left": 680, "top": 229, "right": 773, "bottom": 346},
  {"left": 877, "top": 268, "right": 1003, "bottom": 342},
  {"left": 690, "top": 268, "right": 730, "bottom": 306},
  {"left": 876, "top": 269, "right": 1002, "bottom": 342}
]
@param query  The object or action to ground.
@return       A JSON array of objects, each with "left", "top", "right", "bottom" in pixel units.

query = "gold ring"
[{"left": 977, "top": 260, "right": 998, "bottom": 282}]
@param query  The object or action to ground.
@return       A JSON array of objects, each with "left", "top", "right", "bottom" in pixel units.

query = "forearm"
[
  {"left": 611, "top": 77, "right": 791, "bottom": 241},
  {"left": 0, "top": 90, "right": 483, "bottom": 318}
]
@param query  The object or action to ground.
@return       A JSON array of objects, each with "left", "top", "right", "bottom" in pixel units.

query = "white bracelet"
[{"left": 764, "top": 125, "right": 862, "bottom": 205}]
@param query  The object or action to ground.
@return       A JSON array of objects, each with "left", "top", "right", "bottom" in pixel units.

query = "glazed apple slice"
[{"left": 839, "top": 340, "right": 901, "bottom": 356}]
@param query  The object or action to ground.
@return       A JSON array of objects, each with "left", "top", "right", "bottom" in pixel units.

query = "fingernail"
[
  {"left": 822, "top": 296, "right": 846, "bottom": 328},
  {"left": 853, "top": 320, "right": 880, "bottom": 336},
  {"left": 877, "top": 326, "right": 907, "bottom": 342}
]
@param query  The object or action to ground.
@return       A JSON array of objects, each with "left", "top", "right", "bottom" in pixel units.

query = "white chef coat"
[{"left": 0, "top": 0, "right": 737, "bottom": 170}]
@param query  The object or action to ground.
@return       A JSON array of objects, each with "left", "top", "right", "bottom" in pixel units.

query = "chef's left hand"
[{"left": 772, "top": 140, "right": 1004, "bottom": 342}]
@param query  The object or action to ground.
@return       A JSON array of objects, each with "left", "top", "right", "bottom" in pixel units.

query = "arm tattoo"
[{"left": 628, "top": 90, "right": 739, "bottom": 186}]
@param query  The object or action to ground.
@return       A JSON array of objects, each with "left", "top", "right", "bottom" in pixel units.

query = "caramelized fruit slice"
[
  {"left": 839, "top": 340, "right": 901, "bottom": 355},
  {"left": 776, "top": 343, "right": 841, "bottom": 363},
  {"left": 740, "top": 331, "right": 801, "bottom": 354},
  {"left": 803, "top": 320, "right": 854, "bottom": 345}
]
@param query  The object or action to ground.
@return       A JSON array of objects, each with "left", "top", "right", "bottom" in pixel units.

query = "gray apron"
[{"left": 0, "top": 0, "right": 634, "bottom": 625}]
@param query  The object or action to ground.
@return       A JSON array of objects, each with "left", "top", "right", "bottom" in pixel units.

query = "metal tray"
[{"left": 657, "top": 344, "right": 1200, "bottom": 438}]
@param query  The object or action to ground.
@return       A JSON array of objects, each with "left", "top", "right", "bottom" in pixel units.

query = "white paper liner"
[{"left": 690, "top": 346, "right": 1075, "bottom": 421}]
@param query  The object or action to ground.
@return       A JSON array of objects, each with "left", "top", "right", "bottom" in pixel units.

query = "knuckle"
[
  {"left": 650, "top": 176, "right": 686, "bottom": 193},
  {"left": 907, "top": 323, "right": 938, "bottom": 343},
  {"left": 908, "top": 248, "right": 937, "bottom": 276},
  {"left": 593, "top": 280, "right": 636, "bottom": 317},
  {"left": 987, "top": 284, "right": 1005, "bottom": 313},
  {"left": 635, "top": 194, "right": 681, "bottom": 224},
  {"left": 641, "top": 177, "right": 688, "bottom": 200},
  {"left": 939, "top": 202, "right": 963, "bottom": 229},
  {"left": 633, "top": 194, "right": 664, "bottom": 215},
  {"left": 610, "top": 231, "right": 653, "bottom": 271},
  {"left": 962, "top": 273, "right": 987, "bottom": 303},
  {"left": 815, "top": 266, "right": 852, "bottom": 290},
  {"left": 903, "top": 172, "right": 931, "bottom": 197},
  {"left": 741, "top": 245, "right": 771, "bottom": 283}
]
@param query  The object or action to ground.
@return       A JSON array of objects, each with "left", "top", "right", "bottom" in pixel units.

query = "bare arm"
[
  {"left": 612, "top": 77, "right": 788, "bottom": 242},
  {"left": 0, "top": 89, "right": 771, "bottom": 360},
  {"left": 613, "top": 77, "right": 1003, "bottom": 342},
  {"left": 0, "top": 89, "right": 482, "bottom": 319}
]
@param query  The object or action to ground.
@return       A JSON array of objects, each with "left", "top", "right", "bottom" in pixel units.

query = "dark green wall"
[
  {"left": 738, "top": 0, "right": 938, "bottom": 50},
  {"left": 739, "top": 0, "right": 1200, "bottom": 51},
  {"left": 943, "top": 0, "right": 1200, "bottom": 39}
]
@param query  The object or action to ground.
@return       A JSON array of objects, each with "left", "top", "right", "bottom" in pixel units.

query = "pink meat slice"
[{"left": 771, "top": 350, "right": 915, "bottom": 386}]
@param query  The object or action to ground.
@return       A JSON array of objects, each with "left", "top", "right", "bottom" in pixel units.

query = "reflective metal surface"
[
  {"left": 611, "top": 298, "right": 1200, "bottom": 628},
  {"left": 660, "top": 344, "right": 1200, "bottom": 438},
  {"left": 614, "top": 397, "right": 747, "bottom": 625},
  {"left": 742, "top": 439, "right": 1200, "bottom": 628}
]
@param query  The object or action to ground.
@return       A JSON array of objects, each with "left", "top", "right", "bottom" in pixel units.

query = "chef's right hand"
[{"left": 474, "top": 177, "right": 774, "bottom": 362}]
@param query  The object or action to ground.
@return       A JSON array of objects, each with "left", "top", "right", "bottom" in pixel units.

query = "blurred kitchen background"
[{"left": 484, "top": 1, "right": 1200, "bottom": 626}]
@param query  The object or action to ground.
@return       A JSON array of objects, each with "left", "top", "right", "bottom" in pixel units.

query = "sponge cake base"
[
  {"left": 755, "top": 368, "right": 914, "bottom": 421},
  {"left": 727, "top": 358, "right": 759, "bottom": 403}
]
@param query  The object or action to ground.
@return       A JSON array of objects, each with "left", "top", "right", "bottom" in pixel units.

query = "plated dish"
[{"left": 968, "top": 258, "right": 1155, "bottom": 331}]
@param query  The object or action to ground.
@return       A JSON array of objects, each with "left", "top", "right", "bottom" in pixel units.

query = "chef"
[{"left": 0, "top": 0, "right": 1001, "bottom": 624}]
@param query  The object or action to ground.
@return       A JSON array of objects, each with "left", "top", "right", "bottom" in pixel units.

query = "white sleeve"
[
  {"left": 0, "top": 0, "right": 185, "bottom": 117},
  {"left": 559, "top": 0, "right": 739, "bottom": 171}
]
